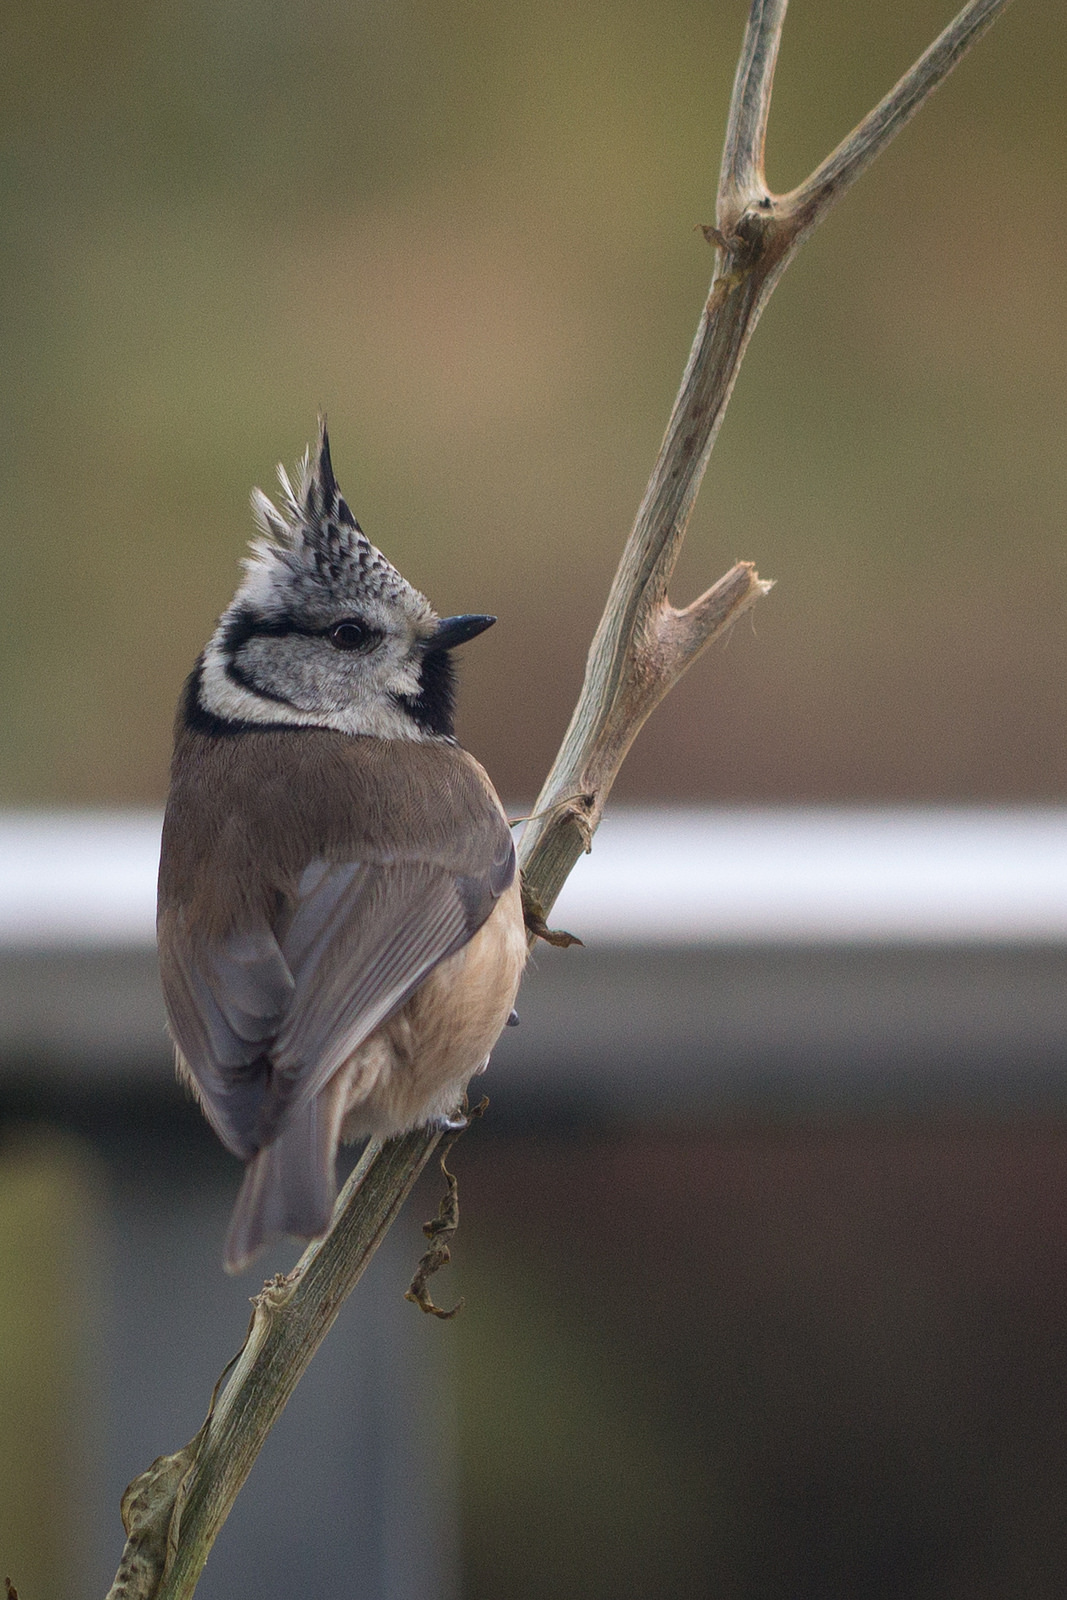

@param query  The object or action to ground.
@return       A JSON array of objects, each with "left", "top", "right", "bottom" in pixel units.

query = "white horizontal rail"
[
  {"left": 552, "top": 807, "right": 1067, "bottom": 945},
  {"left": 3, "top": 807, "right": 1067, "bottom": 949},
  {"left": 0, "top": 811, "right": 163, "bottom": 948}
]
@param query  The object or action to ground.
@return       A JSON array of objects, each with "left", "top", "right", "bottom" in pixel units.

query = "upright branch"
[
  {"left": 104, "top": 1, "right": 1017, "bottom": 1593},
  {"left": 520, "top": 0, "right": 1016, "bottom": 912},
  {"left": 718, "top": 0, "right": 789, "bottom": 214}
]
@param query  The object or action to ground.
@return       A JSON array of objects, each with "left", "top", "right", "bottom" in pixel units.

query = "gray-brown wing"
[
  {"left": 160, "top": 913, "right": 297, "bottom": 1159},
  {"left": 159, "top": 832, "right": 515, "bottom": 1160},
  {"left": 264, "top": 853, "right": 501, "bottom": 1131}
]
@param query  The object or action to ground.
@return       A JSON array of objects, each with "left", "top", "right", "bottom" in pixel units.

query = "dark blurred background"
[{"left": 3, "top": 1, "right": 1067, "bottom": 1596}]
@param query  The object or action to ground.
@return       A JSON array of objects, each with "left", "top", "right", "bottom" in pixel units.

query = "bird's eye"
[{"left": 329, "top": 620, "right": 374, "bottom": 651}]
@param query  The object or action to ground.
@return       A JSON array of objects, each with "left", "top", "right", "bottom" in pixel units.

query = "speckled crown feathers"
[{"left": 244, "top": 422, "right": 429, "bottom": 615}]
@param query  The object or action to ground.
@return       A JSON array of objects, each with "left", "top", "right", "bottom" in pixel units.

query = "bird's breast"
[{"left": 339, "top": 875, "right": 527, "bottom": 1139}]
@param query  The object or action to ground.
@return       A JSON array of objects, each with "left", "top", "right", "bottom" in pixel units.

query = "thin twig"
[
  {"left": 784, "top": 0, "right": 1017, "bottom": 235},
  {"left": 517, "top": 0, "right": 1017, "bottom": 919},
  {"left": 718, "top": 0, "right": 789, "bottom": 218},
  {"left": 104, "top": 1, "right": 1017, "bottom": 1592}
]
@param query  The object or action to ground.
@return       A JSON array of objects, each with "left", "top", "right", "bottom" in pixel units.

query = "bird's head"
[{"left": 195, "top": 423, "right": 494, "bottom": 740}]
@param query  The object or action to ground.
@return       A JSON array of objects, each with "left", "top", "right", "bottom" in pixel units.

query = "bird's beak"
[{"left": 431, "top": 614, "right": 496, "bottom": 650}]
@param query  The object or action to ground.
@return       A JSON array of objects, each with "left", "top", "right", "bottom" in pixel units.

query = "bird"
[{"left": 156, "top": 423, "right": 526, "bottom": 1273}]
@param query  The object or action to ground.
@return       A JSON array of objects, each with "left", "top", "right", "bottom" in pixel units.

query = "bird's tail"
[{"left": 223, "top": 1094, "right": 337, "bottom": 1274}]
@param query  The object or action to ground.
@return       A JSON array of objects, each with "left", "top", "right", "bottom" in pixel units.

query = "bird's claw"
[{"left": 435, "top": 1112, "right": 469, "bottom": 1133}]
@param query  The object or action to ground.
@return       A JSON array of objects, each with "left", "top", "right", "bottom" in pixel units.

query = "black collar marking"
[
  {"left": 395, "top": 645, "right": 456, "bottom": 739},
  {"left": 181, "top": 661, "right": 303, "bottom": 738}
]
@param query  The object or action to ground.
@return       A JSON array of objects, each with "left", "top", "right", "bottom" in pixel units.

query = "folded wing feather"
[{"left": 162, "top": 847, "right": 511, "bottom": 1160}]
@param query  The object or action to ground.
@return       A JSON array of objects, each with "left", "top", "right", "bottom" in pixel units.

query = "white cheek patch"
[
  {"left": 198, "top": 641, "right": 430, "bottom": 742},
  {"left": 391, "top": 657, "right": 424, "bottom": 698}
]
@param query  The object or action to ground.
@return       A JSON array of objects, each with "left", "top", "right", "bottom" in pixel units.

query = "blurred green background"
[
  {"left": 3, "top": 0, "right": 1064, "bottom": 806},
  {"left": 3, "top": 1, "right": 1067, "bottom": 1596}
]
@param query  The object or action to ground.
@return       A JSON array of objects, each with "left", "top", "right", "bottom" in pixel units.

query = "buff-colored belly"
[{"left": 336, "top": 876, "right": 527, "bottom": 1139}]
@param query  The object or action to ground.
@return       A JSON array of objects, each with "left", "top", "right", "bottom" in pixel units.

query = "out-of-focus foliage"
[
  {"left": 2, "top": 0, "right": 1064, "bottom": 802},
  {"left": 0, "top": 1130, "right": 98, "bottom": 1600}
]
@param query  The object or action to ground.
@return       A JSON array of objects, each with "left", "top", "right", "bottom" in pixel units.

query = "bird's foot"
[
  {"left": 434, "top": 1082, "right": 491, "bottom": 1129},
  {"left": 435, "top": 1111, "right": 470, "bottom": 1133}
]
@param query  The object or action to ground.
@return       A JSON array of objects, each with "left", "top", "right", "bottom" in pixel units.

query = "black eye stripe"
[{"left": 222, "top": 607, "right": 382, "bottom": 654}]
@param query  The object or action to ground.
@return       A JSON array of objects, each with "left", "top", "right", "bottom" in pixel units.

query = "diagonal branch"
[
  {"left": 107, "top": 1129, "right": 444, "bottom": 1600},
  {"left": 784, "top": 0, "right": 1017, "bottom": 235},
  {"left": 518, "top": 0, "right": 1018, "bottom": 919},
  {"left": 103, "top": 1, "right": 1018, "bottom": 1593}
]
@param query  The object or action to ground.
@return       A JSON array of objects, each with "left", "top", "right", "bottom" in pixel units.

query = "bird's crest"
[{"left": 244, "top": 421, "right": 425, "bottom": 614}]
